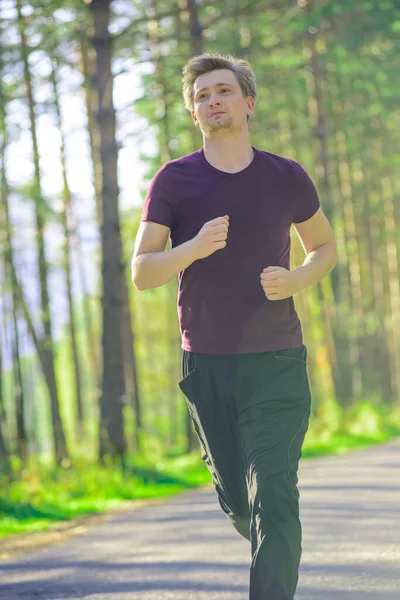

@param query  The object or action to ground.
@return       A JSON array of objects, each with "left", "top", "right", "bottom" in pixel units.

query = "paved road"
[{"left": 0, "top": 440, "right": 399, "bottom": 599}]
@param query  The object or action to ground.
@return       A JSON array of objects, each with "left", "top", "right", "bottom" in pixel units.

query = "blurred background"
[{"left": 0, "top": 0, "right": 399, "bottom": 536}]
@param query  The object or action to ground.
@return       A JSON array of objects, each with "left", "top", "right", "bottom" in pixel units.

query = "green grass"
[
  {"left": 0, "top": 453, "right": 209, "bottom": 538},
  {"left": 304, "top": 399, "right": 400, "bottom": 457},
  {"left": 1, "top": 416, "right": 399, "bottom": 540},
  {"left": 302, "top": 429, "right": 400, "bottom": 458}
]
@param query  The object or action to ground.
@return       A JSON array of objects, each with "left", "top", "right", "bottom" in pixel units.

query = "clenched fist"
[
  {"left": 260, "top": 266, "right": 300, "bottom": 301},
  {"left": 191, "top": 215, "right": 229, "bottom": 260}
]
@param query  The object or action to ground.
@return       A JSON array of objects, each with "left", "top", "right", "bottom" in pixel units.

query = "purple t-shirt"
[{"left": 141, "top": 146, "right": 320, "bottom": 354}]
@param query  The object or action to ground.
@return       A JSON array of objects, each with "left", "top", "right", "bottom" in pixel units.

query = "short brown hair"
[{"left": 182, "top": 52, "right": 258, "bottom": 113}]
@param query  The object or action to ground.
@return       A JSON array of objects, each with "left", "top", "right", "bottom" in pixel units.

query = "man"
[{"left": 132, "top": 52, "right": 337, "bottom": 600}]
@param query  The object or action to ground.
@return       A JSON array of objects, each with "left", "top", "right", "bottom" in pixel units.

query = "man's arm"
[
  {"left": 132, "top": 217, "right": 229, "bottom": 291},
  {"left": 131, "top": 222, "right": 196, "bottom": 290},
  {"left": 291, "top": 207, "right": 337, "bottom": 291},
  {"left": 260, "top": 208, "right": 337, "bottom": 300}
]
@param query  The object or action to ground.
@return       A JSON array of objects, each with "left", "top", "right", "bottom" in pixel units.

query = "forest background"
[{"left": 0, "top": 0, "right": 399, "bottom": 538}]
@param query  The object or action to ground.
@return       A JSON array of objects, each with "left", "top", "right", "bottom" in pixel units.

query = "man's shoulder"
[
  {"left": 256, "top": 148, "right": 304, "bottom": 174},
  {"left": 148, "top": 150, "right": 202, "bottom": 193},
  {"left": 159, "top": 149, "right": 202, "bottom": 175}
]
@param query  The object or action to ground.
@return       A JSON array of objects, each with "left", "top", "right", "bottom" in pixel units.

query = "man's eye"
[
  {"left": 220, "top": 88, "right": 229, "bottom": 93},
  {"left": 198, "top": 93, "right": 208, "bottom": 100}
]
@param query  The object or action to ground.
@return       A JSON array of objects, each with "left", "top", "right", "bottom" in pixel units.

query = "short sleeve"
[
  {"left": 141, "top": 164, "right": 174, "bottom": 229},
  {"left": 290, "top": 160, "right": 321, "bottom": 224}
]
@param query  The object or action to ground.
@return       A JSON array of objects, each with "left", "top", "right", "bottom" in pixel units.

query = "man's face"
[{"left": 191, "top": 69, "right": 254, "bottom": 136}]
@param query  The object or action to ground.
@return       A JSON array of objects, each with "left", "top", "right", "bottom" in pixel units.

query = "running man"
[{"left": 132, "top": 53, "right": 337, "bottom": 600}]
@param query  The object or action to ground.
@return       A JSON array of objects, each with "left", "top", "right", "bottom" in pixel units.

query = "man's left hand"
[{"left": 260, "top": 266, "right": 301, "bottom": 301}]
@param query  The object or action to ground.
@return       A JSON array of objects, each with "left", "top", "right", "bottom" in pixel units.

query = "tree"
[{"left": 88, "top": 0, "right": 127, "bottom": 464}]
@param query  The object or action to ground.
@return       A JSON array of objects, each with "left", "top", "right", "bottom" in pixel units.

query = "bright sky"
[
  {"left": 3, "top": 2, "right": 156, "bottom": 214},
  {"left": 6, "top": 55, "right": 153, "bottom": 214},
  {"left": 1, "top": 3, "right": 158, "bottom": 367}
]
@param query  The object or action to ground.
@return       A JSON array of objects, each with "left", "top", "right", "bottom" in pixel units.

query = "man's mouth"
[{"left": 210, "top": 112, "right": 225, "bottom": 116}]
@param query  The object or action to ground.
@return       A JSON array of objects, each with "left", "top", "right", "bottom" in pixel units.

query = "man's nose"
[{"left": 209, "top": 93, "right": 221, "bottom": 106}]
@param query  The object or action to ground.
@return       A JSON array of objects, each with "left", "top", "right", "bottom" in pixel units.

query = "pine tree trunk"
[
  {"left": 186, "top": 0, "right": 203, "bottom": 152},
  {"left": 16, "top": 0, "right": 68, "bottom": 465},
  {"left": 1, "top": 176, "right": 27, "bottom": 468},
  {"left": 0, "top": 65, "right": 27, "bottom": 466},
  {"left": 75, "top": 26, "right": 103, "bottom": 397},
  {"left": 83, "top": 2, "right": 141, "bottom": 456},
  {"left": 77, "top": 24, "right": 103, "bottom": 227},
  {"left": 121, "top": 276, "right": 142, "bottom": 452},
  {"left": 187, "top": 0, "right": 203, "bottom": 56},
  {"left": 89, "top": 0, "right": 126, "bottom": 464},
  {"left": 10, "top": 303, "right": 27, "bottom": 464},
  {"left": 381, "top": 174, "right": 400, "bottom": 403},
  {"left": 49, "top": 58, "right": 85, "bottom": 441},
  {"left": 0, "top": 336, "right": 12, "bottom": 476}
]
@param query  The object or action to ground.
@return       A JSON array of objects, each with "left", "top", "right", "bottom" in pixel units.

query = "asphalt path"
[{"left": 0, "top": 439, "right": 399, "bottom": 599}]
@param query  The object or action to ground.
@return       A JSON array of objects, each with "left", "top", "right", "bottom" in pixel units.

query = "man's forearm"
[
  {"left": 292, "top": 241, "right": 337, "bottom": 293},
  {"left": 132, "top": 240, "right": 198, "bottom": 290}
]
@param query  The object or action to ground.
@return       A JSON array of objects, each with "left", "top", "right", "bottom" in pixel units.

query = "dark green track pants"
[{"left": 178, "top": 345, "right": 311, "bottom": 600}]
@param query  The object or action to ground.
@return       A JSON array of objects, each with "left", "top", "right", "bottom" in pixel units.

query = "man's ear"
[
  {"left": 246, "top": 96, "right": 255, "bottom": 117},
  {"left": 191, "top": 110, "right": 199, "bottom": 126}
]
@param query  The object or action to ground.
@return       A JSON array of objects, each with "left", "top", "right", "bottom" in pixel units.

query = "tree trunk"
[
  {"left": 83, "top": 1, "right": 141, "bottom": 456},
  {"left": 187, "top": 0, "right": 203, "bottom": 57},
  {"left": 75, "top": 25, "right": 103, "bottom": 400},
  {"left": 89, "top": 0, "right": 126, "bottom": 464},
  {"left": 49, "top": 57, "right": 85, "bottom": 441},
  {"left": 76, "top": 24, "right": 103, "bottom": 227},
  {"left": 186, "top": 0, "right": 204, "bottom": 153},
  {"left": 121, "top": 275, "right": 142, "bottom": 452},
  {"left": 16, "top": 0, "right": 68, "bottom": 465},
  {"left": 10, "top": 300, "right": 27, "bottom": 464},
  {"left": 0, "top": 92, "right": 12, "bottom": 475},
  {"left": 381, "top": 174, "right": 400, "bottom": 403},
  {"left": 0, "top": 335, "right": 12, "bottom": 476},
  {"left": 0, "top": 60, "right": 27, "bottom": 466}
]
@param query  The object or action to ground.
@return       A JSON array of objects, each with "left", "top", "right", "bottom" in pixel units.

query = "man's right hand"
[{"left": 190, "top": 216, "right": 230, "bottom": 260}]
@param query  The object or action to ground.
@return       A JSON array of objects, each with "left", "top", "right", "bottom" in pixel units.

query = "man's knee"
[
  {"left": 228, "top": 514, "right": 251, "bottom": 541},
  {"left": 217, "top": 491, "right": 250, "bottom": 540}
]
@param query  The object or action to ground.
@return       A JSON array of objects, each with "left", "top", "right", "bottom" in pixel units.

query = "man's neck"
[{"left": 203, "top": 134, "right": 254, "bottom": 174}]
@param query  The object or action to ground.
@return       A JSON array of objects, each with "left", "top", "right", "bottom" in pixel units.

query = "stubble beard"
[{"left": 205, "top": 114, "right": 234, "bottom": 135}]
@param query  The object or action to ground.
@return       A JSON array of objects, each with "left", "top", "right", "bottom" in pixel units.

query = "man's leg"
[
  {"left": 236, "top": 346, "right": 311, "bottom": 600},
  {"left": 179, "top": 350, "right": 251, "bottom": 539}
]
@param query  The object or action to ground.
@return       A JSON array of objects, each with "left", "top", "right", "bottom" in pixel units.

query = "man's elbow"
[
  {"left": 131, "top": 271, "right": 147, "bottom": 291},
  {"left": 328, "top": 239, "right": 338, "bottom": 271},
  {"left": 131, "top": 258, "right": 146, "bottom": 291},
  {"left": 132, "top": 278, "right": 146, "bottom": 291}
]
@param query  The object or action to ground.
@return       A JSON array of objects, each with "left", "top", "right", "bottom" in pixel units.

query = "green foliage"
[
  {"left": 1, "top": 420, "right": 399, "bottom": 538},
  {"left": 0, "top": 453, "right": 210, "bottom": 537},
  {"left": 1, "top": 0, "right": 399, "bottom": 510},
  {"left": 306, "top": 399, "right": 400, "bottom": 451}
]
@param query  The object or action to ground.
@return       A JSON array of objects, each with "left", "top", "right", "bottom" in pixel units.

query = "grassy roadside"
[
  {"left": 0, "top": 390, "right": 400, "bottom": 542},
  {"left": 1, "top": 423, "right": 400, "bottom": 541}
]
